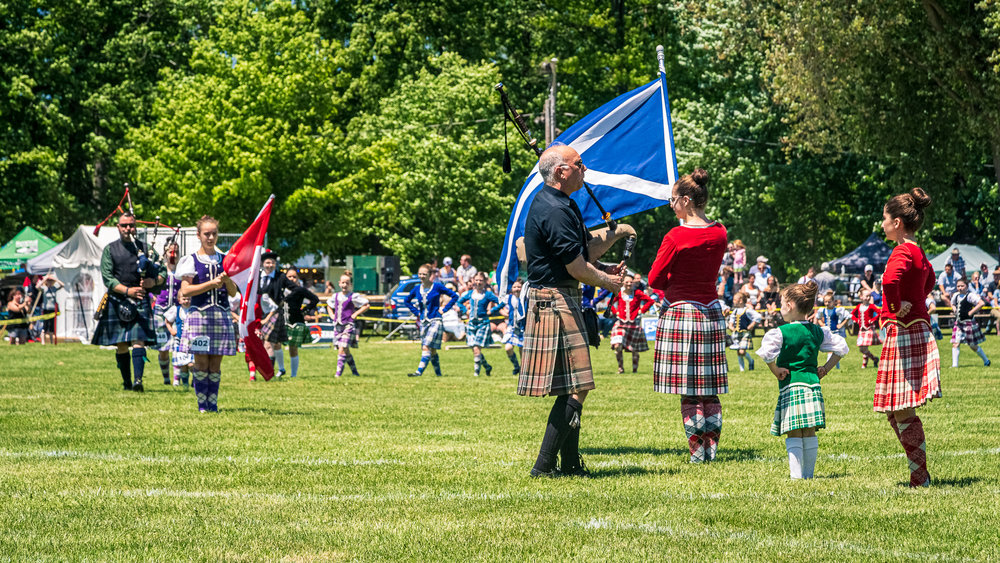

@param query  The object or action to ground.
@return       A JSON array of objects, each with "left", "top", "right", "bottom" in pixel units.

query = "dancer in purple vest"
[
  {"left": 327, "top": 272, "right": 370, "bottom": 377},
  {"left": 153, "top": 241, "right": 182, "bottom": 385},
  {"left": 178, "top": 216, "right": 238, "bottom": 412}
]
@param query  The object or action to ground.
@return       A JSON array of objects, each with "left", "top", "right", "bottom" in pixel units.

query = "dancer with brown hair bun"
[
  {"left": 178, "top": 215, "right": 238, "bottom": 412},
  {"left": 648, "top": 168, "right": 729, "bottom": 463},
  {"left": 876, "top": 187, "right": 941, "bottom": 487}
]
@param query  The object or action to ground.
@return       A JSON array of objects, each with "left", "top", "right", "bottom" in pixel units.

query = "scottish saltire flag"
[{"left": 496, "top": 69, "right": 679, "bottom": 296}]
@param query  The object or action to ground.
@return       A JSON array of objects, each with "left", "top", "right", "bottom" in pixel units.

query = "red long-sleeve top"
[
  {"left": 850, "top": 303, "right": 881, "bottom": 329},
  {"left": 880, "top": 242, "right": 935, "bottom": 326},
  {"left": 608, "top": 290, "right": 655, "bottom": 322},
  {"left": 648, "top": 222, "right": 728, "bottom": 305}
]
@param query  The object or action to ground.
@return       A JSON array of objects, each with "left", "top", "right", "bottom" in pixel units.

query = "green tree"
[
  {"left": 0, "top": 0, "right": 214, "bottom": 241},
  {"left": 119, "top": 0, "right": 348, "bottom": 252}
]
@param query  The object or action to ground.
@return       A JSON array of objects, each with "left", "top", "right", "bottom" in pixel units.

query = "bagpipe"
[
  {"left": 496, "top": 83, "right": 640, "bottom": 346},
  {"left": 92, "top": 184, "right": 181, "bottom": 322}
]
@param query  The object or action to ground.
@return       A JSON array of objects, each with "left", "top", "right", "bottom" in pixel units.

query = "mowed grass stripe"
[{"left": 1, "top": 337, "right": 998, "bottom": 560}]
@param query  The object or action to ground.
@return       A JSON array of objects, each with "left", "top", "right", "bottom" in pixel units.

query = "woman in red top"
[
  {"left": 875, "top": 187, "right": 941, "bottom": 487},
  {"left": 648, "top": 169, "right": 728, "bottom": 463},
  {"left": 608, "top": 277, "right": 655, "bottom": 374}
]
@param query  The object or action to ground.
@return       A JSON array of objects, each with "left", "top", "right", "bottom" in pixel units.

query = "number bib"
[
  {"left": 156, "top": 328, "right": 169, "bottom": 344},
  {"left": 190, "top": 336, "right": 211, "bottom": 353}
]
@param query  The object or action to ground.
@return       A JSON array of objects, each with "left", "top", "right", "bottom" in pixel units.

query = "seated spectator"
[
  {"left": 947, "top": 248, "right": 966, "bottom": 277},
  {"left": 740, "top": 273, "right": 760, "bottom": 308},
  {"left": 748, "top": 255, "right": 771, "bottom": 292},
  {"left": 969, "top": 270, "right": 984, "bottom": 296},
  {"left": 717, "top": 266, "right": 735, "bottom": 306},
  {"left": 455, "top": 254, "right": 477, "bottom": 292},
  {"left": 760, "top": 275, "right": 780, "bottom": 308},
  {"left": 938, "top": 263, "right": 959, "bottom": 302},
  {"left": 438, "top": 257, "right": 457, "bottom": 285},
  {"left": 859, "top": 264, "right": 877, "bottom": 294},
  {"left": 797, "top": 266, "right": 816, "bottom": 285}
]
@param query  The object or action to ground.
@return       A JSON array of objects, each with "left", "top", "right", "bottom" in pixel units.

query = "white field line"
[
  {"left": 2, "top": 487, "right": 553, "bottom": 504},
  {"left": 0, "top": 449, "right": 403, "bottom": 467},
  {"left": 577, "top": 518, "right": 977, "bottom": 561}
]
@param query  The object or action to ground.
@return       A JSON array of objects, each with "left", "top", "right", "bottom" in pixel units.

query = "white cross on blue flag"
[{"left": 497, "top": 64, "right": 679, "bottom": 296}]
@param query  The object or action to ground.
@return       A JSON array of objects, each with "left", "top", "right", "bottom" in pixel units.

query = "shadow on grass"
[
  {"left": 712, "top": 448, "right": 765, "bottom": 462},
  {"left": 587, "top": 466, "right": 680, "bottom": 479},
  {"left": 896, "top": 476, "right": 982, "bottom": 488},
  {"left": 222, "top": 407, "right": 314, "bottom": 416},
  {"left": 581, "top": 446, "right": 690, "bottom": 457}
]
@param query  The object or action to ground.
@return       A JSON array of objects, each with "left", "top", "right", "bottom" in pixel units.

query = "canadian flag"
[{"left": 223, "top": 195, "right": 275, "bottom": 380}]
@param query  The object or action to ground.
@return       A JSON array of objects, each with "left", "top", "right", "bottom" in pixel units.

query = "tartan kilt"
[
  {"left": 857, "top": 326, "right": 881, "bottom": 346},
  {"left": 610, "top": 319, "right": 649, "bottom": 352},
  {"left": 91, "top": 295, "right": 156, "bottom": 346},
  {"left": 501, "top": 323, "right": 524, "bottom": 348},
  {"left": 771, "top": 383, "right": 826, "bottom": 435},
  {"left": 653, "top": 301, "right": 729, "bottom": 396},
  {"left": 420, "top": 318, "right": 444, "bottom": 350},
  {"left": 728, "top": 330, "right": 753, "bottom": 351},
  {"left": 264, "top": 311, "right": 287, "bottom": 344},
  {"left": 874, "top": 321, "right": 942, "bottom": 413},
  {"left": 951, "top": 319, "right": 985, "bottom": 346},
  {"left": 518, "top": 286, "right": 595, "bottom": 397},
  {"left": 466, "top": 318, "right": 493, "bottom": 347},
  {"left": 152, "top": 304, "right": 172, "bottom": 352},
  {"left": 331, "top": 322, "right": 358, "bottom": 349},
  {"left": 177, "top": 306, "right": 237, "bottom": 356},
  {"left": 285, "top": 322, "right": 310, "bottom": 347}
]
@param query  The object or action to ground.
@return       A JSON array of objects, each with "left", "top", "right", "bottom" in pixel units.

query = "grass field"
[{"left": 1, "top": 334, "right": 999, "bottom": 561}]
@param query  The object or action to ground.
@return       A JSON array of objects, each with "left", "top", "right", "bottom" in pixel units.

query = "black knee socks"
[
  {"left": 533, "top": 396, "right": 583, "bottom": 473},
  {"left": 115, "top": 352, "right": 131, "bottom": 390},
  {"left": 560, "top": 398, "right": 584, "bottom": 471}
]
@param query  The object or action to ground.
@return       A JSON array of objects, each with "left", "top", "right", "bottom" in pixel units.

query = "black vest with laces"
[{"left": 108, "top": 239, "right": 146, "bottom": 288}]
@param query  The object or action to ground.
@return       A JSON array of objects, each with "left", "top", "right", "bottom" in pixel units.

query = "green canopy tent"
[{"left": 0, "top": 227, "right": 58, "bottom": 271}]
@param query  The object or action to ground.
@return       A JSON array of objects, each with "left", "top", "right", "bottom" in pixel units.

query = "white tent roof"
[
  {"left": 54, "top": 226, "right": 108, "bottom": 269},
  {"left": 928, "top": 243, "right": 998, "bottom": 274},
  {"left": 26, "top": 240, "right": 69, "bottom": 274}
]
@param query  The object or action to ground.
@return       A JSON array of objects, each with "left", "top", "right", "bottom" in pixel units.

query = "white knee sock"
[
  {"left": 785, "top": 437, "right": 803, "bottom": 479},
  {"left": 275, "top": 348, "right": 285, "bottom": 371},
  {"left": 952, "top": 347, "right": 960, "bottom": 367},
  {"left": 802, "top": 436, "right": 819, "bottom": 479},
  {"left": 291, "top": 355, "right": 300, "bottom": 377}
]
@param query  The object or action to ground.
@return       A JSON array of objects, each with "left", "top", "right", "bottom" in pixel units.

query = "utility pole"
[{"left": 540, "top": 58, "right": 558, "bottom": 146}]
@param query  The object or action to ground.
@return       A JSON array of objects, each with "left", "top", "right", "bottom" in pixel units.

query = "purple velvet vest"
[
  {"left": 154, "top": 271, "right": 183, "bottom": 309},
  {"left": 330, "top": 292, "right": 357, "bottom": 325},
  {"left": 189, "top": 254, "right": 229, "bottom": 310}
]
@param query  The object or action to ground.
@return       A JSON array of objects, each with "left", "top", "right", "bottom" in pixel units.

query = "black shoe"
[
  {"left": 407, "top": 372, "right": 422, "bottom": 377},
  {"left": 123, "top": 383, "right": 132, "bottom": 391},
  {"left": 560, "top": 455, "right": 591, "bottom": 478},
  {"left": 163, "top": 376, "right": 170, "bottom": 385},
  {"left": 529, "top": 467, "right": 561, "bottom": 478},
  {"left": 512, "top": 367, "right": 520, "bottom": 375},
  {"left": 485, "top": 364, "right": 492, "bottom": 377},
  {"left": 133, "top": 382, "right": 144, "bottom": 393}
]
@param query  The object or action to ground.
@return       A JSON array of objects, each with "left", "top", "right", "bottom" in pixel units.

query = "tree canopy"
[{"left": 3, "top": 0, "right": 998, "bottom": 277}]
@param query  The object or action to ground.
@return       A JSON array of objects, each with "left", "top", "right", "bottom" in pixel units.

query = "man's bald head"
[{"left": 538, "top": 145, "right": 584, "bottom": 193}]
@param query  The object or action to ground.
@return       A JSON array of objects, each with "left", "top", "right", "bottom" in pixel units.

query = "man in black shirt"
[{"left": 519, "top": 144, "right": 633, "bottom": 478}]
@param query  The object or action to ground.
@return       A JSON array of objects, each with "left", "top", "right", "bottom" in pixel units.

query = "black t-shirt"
[
  {"left": 524, "top": 186, "right": 591, "bottom": 287},
  {"left": 284, "top": 286, "right": 319, "bottom": 324}
]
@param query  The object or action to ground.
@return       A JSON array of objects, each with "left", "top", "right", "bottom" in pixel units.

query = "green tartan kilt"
[
  {"left": 285, "top": 322, "right": 310, "bottom": 347},
  {"left": 771, "top": 383, "right": 826, "bottom": 436}
]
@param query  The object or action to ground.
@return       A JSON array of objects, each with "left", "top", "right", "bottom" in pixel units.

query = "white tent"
[{"left": 928, "top": 244, "right": 998, "bottom": 274}]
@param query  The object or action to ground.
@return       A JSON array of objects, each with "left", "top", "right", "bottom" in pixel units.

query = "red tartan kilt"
[
  {"left": 653, "top": 301, "right": 728, "bottom": 396},
  {"left": 874, "top": 321, "right": 942, "bottom": 412},
  {"left": 856, "top": 326, "right": 881, "bottom": 346},
  {"left": 610, "top": 320, "right": 649, "bottom": 352}
]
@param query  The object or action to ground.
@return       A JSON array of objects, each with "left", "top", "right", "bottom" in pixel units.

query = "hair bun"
[
  {"left": 909, "top": 187, "right": 931, "bottom": 210},
  {"left": 803, "top": 280, "right": 818, "bottom": 302},
  {"left": 691, "top": 168, "right": 710, "bottom": 187}
]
